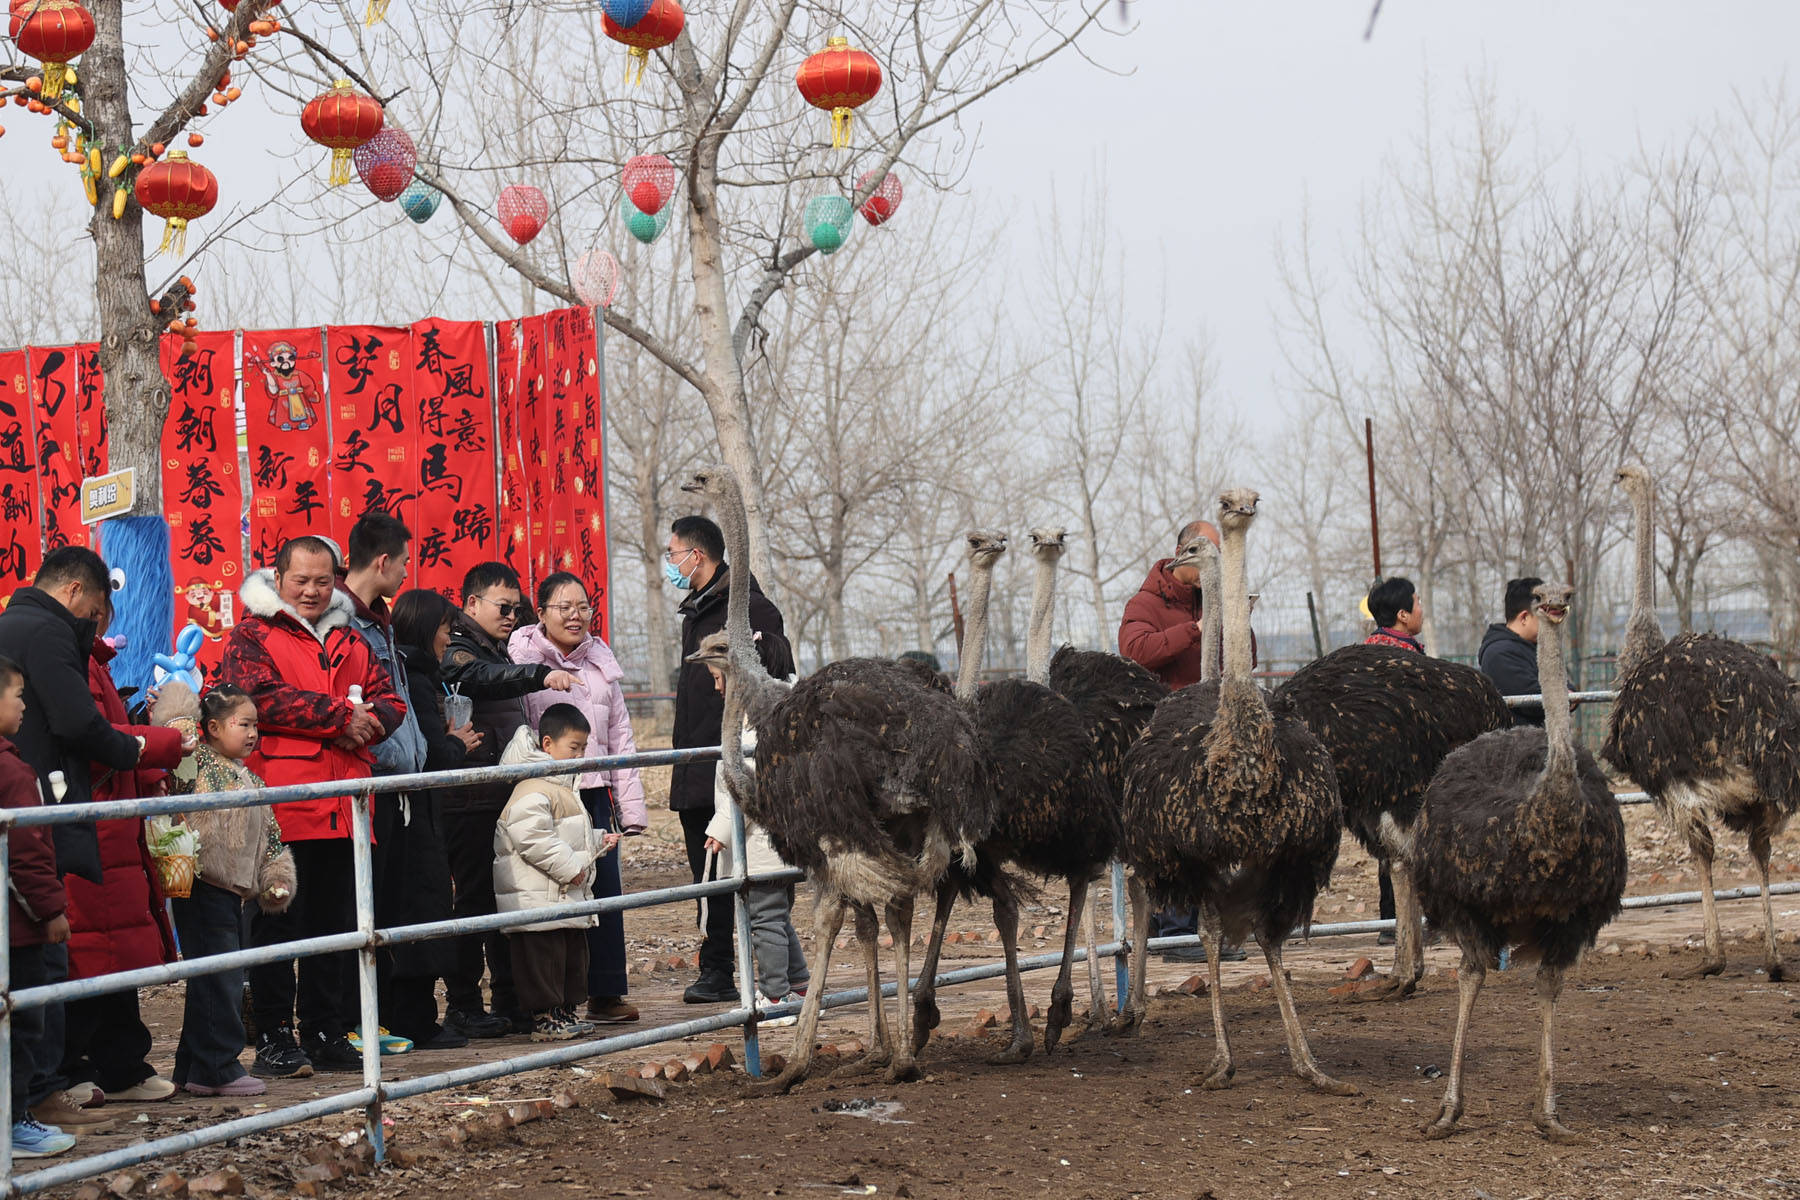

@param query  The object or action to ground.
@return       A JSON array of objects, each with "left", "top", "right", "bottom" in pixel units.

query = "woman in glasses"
[{"left": 510, "top": 572, "right": 648, "bottom": 1026}]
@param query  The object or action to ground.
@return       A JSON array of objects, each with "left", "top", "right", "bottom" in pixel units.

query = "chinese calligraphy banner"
[
  {"left": 75, "top": 343, "right": 108, "bottom": 482},
  {"left": 243, "top": 328, "right": 331, "bottom": 568},
  {"left": 29, "top": 346, "right": 83, "bottom": 554},
  {"left": 494, "top": 318, "right": 534, "bottom": 584},
  {"left": 327, "top": 325, "right": 417, "bottom": 544},
  {"left": 0, "top": 350, "right": 43, "bottom": 589},
  {"left": 161, "top": 331, "right": 243, "bottom": 678},
  {"left": 412, "top": 318, "right": 498, "bottom": 599}
]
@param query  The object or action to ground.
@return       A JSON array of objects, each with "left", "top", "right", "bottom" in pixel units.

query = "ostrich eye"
[{"left": 109, "top": 567, "right": 127, "bottom": 592}]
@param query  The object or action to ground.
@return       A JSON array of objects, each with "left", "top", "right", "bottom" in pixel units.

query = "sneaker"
[
  {"left": 183, "top": 1075, "right": 267, "bottom": 1097},
  {"left": 757, "top": 992, "right": 803, "bottom": 1028},
  {"left": 682, "top": 972, "right": 737, "bottom": 1004},
  {"left": 29, "top": 1095, "right": 115, "bottom": 1132},
  {"left": 1159, "top": 943, "right": 1209, "bottom": 964},
  {"left": 65, "top": 1082, "right": 104, "bottom": 1108},
  {"left": 554, "top": 1007, "right": 597, "bottom": 1036},
  {"left": 348, "top": 1027, "right": 414, "bottom": 1055},
  {"left": 301, "top": 1031, "right": 364, "bottom": 1073},
  {"left": 252, "top": 1026, "right": 315, "bottom": 1079},
  {"left": 108, "top": 1076, "right": 177, "bottom": 1102},
  {"left": 11, "top": 1115, "right": 77, "bottom": 1158},
  {"left": 445, "top": 1008, "right": 511, "bottom": 1039},
  {"left": 529, "top": 1012, "right": 579, "bottom": 1042},
  {"left": 585, "top": 996, "right": 640, "bottom": 1024},
  {"left": 412, "top": 1025, "right": 470, "bottom": 1051}
]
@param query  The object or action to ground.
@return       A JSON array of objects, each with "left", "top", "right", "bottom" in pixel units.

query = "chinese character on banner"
[
  {"left": 514, "top": 314, "right": 550, "bottom": 589},
  {"left": 412, "top": 318, "right": 498, "bottom": 598},
  {"left": 0, "top": 349, "right": 44, "bottom": 601},
  {"left": 494, "top": 318, "right": 533, "bottom": 586},
  {"left": 27, "top": 347, "right": 84, "bottom": 554},
  {"left": 565, "top": 307, "right": 610, "bottom": 640},
  {"left": 160, "top": 331, "right": 244, "bottom": 680},
  {"left": 243, "top": 329, "right": 330, "bottom": 567},
  {"left": 327, "top": 325, "right": 417, "bottom": 545},
  {"left": 75, "top": 343, "right": 108, "bottom": 482}
]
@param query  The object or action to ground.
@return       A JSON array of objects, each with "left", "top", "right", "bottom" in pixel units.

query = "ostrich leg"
[
  {"left": 1750, "top": 822, "right": 1787, "bottom": 982},
  {"left": 1678, "top": 816, "right": 1726, "bottom": 978},
  {"left": 990, "top": 889, "right": 1034, "bottom": 1064},
  {"left": 1198, "top": 906, "right": 1235, "bottom": 1089},
  {"left": 1354, "top": 859, "right": 1426, "bottom": 1002},
  {"left": 1081, "top": 875, "right": 1107, "bottom": 1023},
  {"left": 850, "top": 904, "right": 892, "bottom": 1072},
  {"left": 884, "top": 897, "right": 923, "bottom": 1083},
  {"left": 1531, "top": 963, "right": 1579, "bottom": 1143},
  {"left": 1260, "top": 936, "right": 1358, "bottom": 1096},
  {"left": 1044, "top": 874, "right": 1092, "bottom": 1053},
  {"left": 753, "top": 891, "right": 848, "bottom": 1096},
  {"left": 1423, "top": 954, "right": 1486, "bottom": 1138},
  {"left": 909, "top": 877, "right": 957, "bottom": 1054},
  {"left": 1104, "top": 873, "right": 1152, "bottom": 1036}
]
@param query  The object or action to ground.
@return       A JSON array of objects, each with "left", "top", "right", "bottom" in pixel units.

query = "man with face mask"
[{"left": 666, "top": 516, "right": 794, "bottom": 1004}]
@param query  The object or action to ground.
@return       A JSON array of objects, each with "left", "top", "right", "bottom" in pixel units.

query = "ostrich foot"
[
  {"left": 1421, "top": 1108, "right": 1462, "bottom": 1140},
  {"left": 1200, "top": 1058, "right": 1235, "bottom": 1090},
  {"left": 1672, "top": 956, "right": 1725, "bottom": 980},
  {"left": 1343, "top": 974, "right": 1414, "bottom": 1003},
  {"left": 1103, "top": 1009, "right": 1142, "bottom": 1038},
  {"left": 884, "top": 1060, "right": 922, "bottom": 1085},
  {"left": 1299, "top": 1066, "right": 1360, "bottom": 1097},
  {"left": 990, "top": 1037, "right": 1034, "bottom": 1066},
  {"left": 1766, "top": 959, "right": 1786, "bottom": 983},
  {"left": 910, "top": 993, "right": 941, "bottom": 1056},
  {"left": 747, "top": 1063, "right": 811, "bottom": 1098},
  {"left": 836, "top": 1047, "right": 893, "bottom": 1078},
  {"left": 1043, "top": 990, "right": 1074, "bottom": 1053},
  {"left": 1534, "top": 1113, "right": 1581, "bottom": 1145}
]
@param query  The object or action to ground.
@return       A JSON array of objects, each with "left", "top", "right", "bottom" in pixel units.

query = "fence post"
[
  {"left": 349, "top": 786, "right": 385, "bottom": 1161},
  {"left": 1110, "top": 860, "right": 1128, "bottom": 1013},
  {"left": 728, "top": 797, "right": 761, "bottom": 1078},
  {"left": 3, "top": 831, "right": 15, "bottom": 1191}
]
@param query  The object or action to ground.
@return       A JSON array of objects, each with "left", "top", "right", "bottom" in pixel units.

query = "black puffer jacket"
[
  {"left": 437, "top": 611, "right": 553, "bottom": 815},
  {"left": 1478, "top": 622, "right": 1542, "bottom": 727}
]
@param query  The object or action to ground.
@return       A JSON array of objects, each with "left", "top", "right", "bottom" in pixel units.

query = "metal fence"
[{"left": 3, "top": 688, "right": 1798, "bottom": 1194}]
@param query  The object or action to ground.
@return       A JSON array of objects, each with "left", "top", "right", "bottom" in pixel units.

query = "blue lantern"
[
  {"left": 399, "top": 178, "right": 442, "bottom": 224},
  {"left": 803, "top": 195, "right": 853, "bottom": 255},
  {"left": 600, "top": 0, "right": 653, "bottom": 26},
  {"left": 619, "top": 192, "right": 672, "bottom": 244}
]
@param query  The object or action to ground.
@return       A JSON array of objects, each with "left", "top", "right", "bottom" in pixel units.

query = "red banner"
[
  {"left": 494, "top": 319, "right": 534, "bottom": 585},
  {"left": 412, "top": 318, "right": 498, "bottom": 599},
  {"left": 567, "top": 308, "right": 610, "bottom": 639},
  {"left": 0, "top": 350, "right": 42, "bottom": 597},
  {"left": 160, "top": 332, "right": 244, "bottom": 677},
  {"left": 243, "top": 329, "right": 330, "bottom": 567},
  {"left": 327, "top": 325, "right": 417, "bottom": 545},
  {"left": 75, "top": 343, "right": 108, "bottom": 482},
  {"left": 516, "top": 315, "right": 551, "bottom": 588},
  {"left": 28, "top": 346, "right": 82, "bottom": 554}
]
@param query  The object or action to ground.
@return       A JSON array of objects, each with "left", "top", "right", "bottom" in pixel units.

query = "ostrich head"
[
  {"left": 1533, "top": 581, "right": 1574, "bottom": 626},
  {"left": 679, "top": 465, "right": 737, "bottom": 500},
  {"left": 1216, "top": 488, "right": 1261, "bottom": 534},
  {"left": 1170, "top": 532, "right": 1220, "bottom": 576},
  {"left": 965, "top": 529, "right": 1008, "bottom": 569},
  {"left": 1613, "top": 463, "right": 1650, "bottom": 496},
  {"left": 1027, "top": 527, "right": 1067, "bottom": 562},
  {"left": 686, "top": 629, "right": 733, "bottom": 674}
]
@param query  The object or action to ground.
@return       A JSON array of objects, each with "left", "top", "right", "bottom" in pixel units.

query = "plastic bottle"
[
  {"left": 348, "top": 685, "right": 364, "bottom": 706},
  {"left": 48, "top": 770, "right": 68, "bottom": 803}
]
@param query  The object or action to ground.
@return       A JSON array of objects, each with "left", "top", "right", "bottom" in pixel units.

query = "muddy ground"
[{"left": 32, "top": 780, "right": 1800, "bottom": 1200}]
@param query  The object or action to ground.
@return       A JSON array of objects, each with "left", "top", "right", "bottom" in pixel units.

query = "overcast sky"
[{"left": 957, "top": 1, "right": 1800, "bottom": 430}]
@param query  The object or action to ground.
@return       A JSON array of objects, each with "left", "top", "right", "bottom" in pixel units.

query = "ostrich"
[
  {"left": 1602, "top": 463, "right": 1800, "bottom": 980},
  {"left": 681, "top": 466, "right": 992, "bottom": 1090},
  {"left": 1118, "top": 489, "right": 1357, "bottom": 1094},
  {"left": 1410, "top": 583, "right": 1627, "bottom": 1141},
  {"left": 910, "top": 528, "right": 1119, "bottom": 1060},
  {"left": 1273, "top": 605, "right": 1509, "bottom": 997}
]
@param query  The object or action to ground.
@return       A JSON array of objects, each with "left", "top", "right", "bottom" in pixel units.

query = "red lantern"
[
  {"left": 499, "top": 184, "right": 548, "bottom": 245},
  {"left": 353, "top": 126, "right": 415, "bottom": 202},
  {"left": 621, "top": 152, "right": 675, "bottom": 215},
  {"left": 602, "top": 0, "right": 683, "bottom": 85},
  {"left": 134, "top": 150, "right": 219, "bottom": 257},
  {"left": 795, "top": 36, "right": 881, "bottom": 149},
  {"left": 10, "top": 0, "right": 96, "bottom": 100},
  {"left": 300, "top": 79, "right": 383, "bottom": 186},
  {"left": 856, "top": 169, "right": 902, "bottom": 226}
]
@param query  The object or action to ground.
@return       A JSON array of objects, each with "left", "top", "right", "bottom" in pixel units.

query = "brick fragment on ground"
[
  {"left": 1177, "top": 973, "right": 1206, "bottom": 995},
  {"left": 188, "top": 1166, "right": 244, "bottom": 1196},
  {"left": 971, "top": 1008, "right": 998, "bottom": 1028},
  {"left": 551, "top": 1086, "right": 583, "bottom": 1109},
  {"left": 1345, "top": 956, "right": 1375, "bottom": 980},
  {"left": 145, "top": 1172, "right": 187, "bottom": 1198},
  {"left": 662, "top": 1059, "right": 690, "bottom": 1083},
  {"left": 1248, "top": 974, "right": 1272, "bottom": 992},
  {"left": 703, "top": 1042, "right": 734, "bottom": 1071},
  {"left": 386, "top": 1147, "right": 424, "bottom": 1167},
  {"left": 290, "top": 1162, "right": 344, "bottom": 1186},
  {"left": 108, "top": 1172, "right": 149, "bottom": 1198},
  {"left": 73, "top": 1187, "right": 106, "bottom": 1200},
  {"left": 599, "top": 1070, "right": 669, "bottom": 1100},
  {"left": 680, "top": 1052, "right": 709, "bottom": 1076},
  {"left": 760, "top": 1051, "right": 787, "bottom": 1076},
  {"left": 834, "top": 1038, "right": 866, "bottom": 1057},
  {"left": 634, "top": 1062, "right": 661, "bottom": 1081},
  {"left": 509, "top": 1099, "right": 554, "bottom": 1124}
]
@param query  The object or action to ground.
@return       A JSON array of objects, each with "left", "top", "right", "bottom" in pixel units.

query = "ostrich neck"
[
  {"left": 955, "top": 558, "right": 996, "bottom": 702},
  {"left": 1025, "top": 553, "right": 1058, "bottom": 685},
  {"left": 1538, "top": 618, "right": 1575, "bottom": 783},
  {"left": 713, "top": 480, "right": 760, "bottom": 803},
  {"left": 1220, "top": 526, "right": 1253, "bottom": 684},
  {"left": 1199, "top": 555, "right": 1222, "bottom": 683},
  {"left": 1619, "top": 483, "right": 1665, "bottom": 675}
]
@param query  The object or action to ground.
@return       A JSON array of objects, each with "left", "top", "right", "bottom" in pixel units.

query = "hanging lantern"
[
  {"left": 499, "top": 183, "right": 548, "bottom": 245},
  {"left": 352, "top": 126, "right": 415, "bottom": 201},
  {"left": 599, "top": 0, "right": 651, "bottom": 25},
  {"left": 620, "top": 152, "right": 675, "bottom": 215},
  {"left": 795, "top": 36, "right": 881, "bottom": 149},
  {"left": 573, "top": 250, "right": 620, "bottom": 310},
  {"left": 301, "top": 79, "right": 383, "bottom": 186},
  {"left": 10, "top": 0, "right": 96, "bottom": 101},
  {"left": 398, "top": 177, "right": 441, "bottom": 223},
  {"left": 133, "top": 150, "right": 218, "bottom": 257},
  {"left": 856, "top": 168, "right": 902, "bottom": 226},
  {"left": 601, "top": 0, "right": 683, "bottom": 86},
  {"left": 618, "top": 192, "right": 670, "bottom": 245},
  {"left": 803, "top": 195, "right": 853, "bottom": 255}
]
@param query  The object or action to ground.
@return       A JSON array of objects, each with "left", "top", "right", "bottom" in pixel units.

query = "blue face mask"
[{"left": 663, "top": 558, "right": 694, "bottom": 590}]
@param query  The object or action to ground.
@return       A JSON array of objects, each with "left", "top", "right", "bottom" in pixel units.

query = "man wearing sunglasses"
[{"left": 438, "top": 562, "right": 576, "bottom": 1038}]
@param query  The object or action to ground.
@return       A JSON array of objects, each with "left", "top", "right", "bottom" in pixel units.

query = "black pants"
[
  {"left": 1378, "top": 863, "right": 1396, "bottom": 922},
  {"left": 32, "top": 941, "right": 69, "bottom": 1102},
  {"left": 171, "top": 879, "right": 252, "bottom": 1086},
  {"left": 580, "top": 787, "right": 628, "bottom": 999},
  {"left": 680, "top": 807, "right": 734, "bottom": 979},
  {"left": 8, "top": 942, "right": 56, "bottom": 1110},
  {"left": 248, "top": 838, "right": 357, "bottom": 1040},
  {"left": 444, "top": 808, "right": 517, "bottom": 1014},
  {"left": 510, "top": 929, "right": 588, "bottom": 1014},
  {"left": 61, "top": 989, "right": 156, "bottom": 1093}
]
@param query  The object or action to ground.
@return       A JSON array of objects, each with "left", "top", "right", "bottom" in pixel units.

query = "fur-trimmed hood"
[{"left": 239, "top": 567, "right": 354, "bottom": 644}]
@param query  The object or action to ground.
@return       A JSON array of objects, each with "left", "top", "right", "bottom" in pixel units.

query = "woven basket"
[{"left": 155, "top": 852, "right": 197, "bottom": 899}]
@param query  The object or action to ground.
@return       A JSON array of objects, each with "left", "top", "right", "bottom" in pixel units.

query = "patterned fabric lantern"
[
  {"left": 573, "top": 250, "right": 620, "bottom": 310},
  {"left": 352, "top": 126, "right": 416, "bottom": 202},
  {"left": 398, "top": 177, "right": 441, "bottom": 223},
  {"left": 301, "top": 79, "right": 384, "bottom": 186},
  {"left": 803, "top": 195, "right": 853, "bottom": 255},
  {"left": 10, "top": 0, "right": 96, "bottom": 100},
  {"left": 856, "top": 168, "right": 902, "bottom": 226},
  {"left": 133, "top": 150, "right": 218, "bottom": 256},
  {"left": 618, "top": 192, "right": 671, "bottom": 245},
  {"left": 601, "top": 0, "right": 683, "bottom": 85},
  {"left": 620, "top": 153, "right": 675, "bottom": 215},
  {"left": 599, "top": 0, "right": 650, "bottom": 25},
  {"left": 795, "top": 36, "right": 881, "bottom": 149},
  {"left": 499, "top": 184, "right": 548, "bottom": 245}
]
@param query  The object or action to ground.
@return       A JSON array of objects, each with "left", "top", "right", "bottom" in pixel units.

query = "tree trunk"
[{"left": 635, "top": 464, "right": 673, "bottom": 733}]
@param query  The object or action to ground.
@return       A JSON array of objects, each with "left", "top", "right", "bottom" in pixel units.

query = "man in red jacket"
[{"left": 219, "top": 536, "right": 407, "bottom": 1078}]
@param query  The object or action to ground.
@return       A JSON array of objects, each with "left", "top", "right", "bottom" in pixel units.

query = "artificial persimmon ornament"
[
  {"left": 135, "top": 149, "right": 218, "bottom": 255},
  {"left": 601, "top": 0, "right": 682, "bottom": 85},
  {"left": 352, "top": 125, "right": 415, "bottom": 201},
  {"left": 9, "top": 0, "right": 96, "bottom": 100},
  {"left": 498, "top": 183, "right": 547, "bottom": 245},
  {"left": 856, "top": 168, "right": 902, "bottom": 226},
  {"left": 795, "top": 36, "right": 881, "bottom": 149},
  {"left": 621, "top": 152, "right": 675, "bottom": 215},
  {"left": 300, "top": 78, "right": 383, "bottom": 185}
]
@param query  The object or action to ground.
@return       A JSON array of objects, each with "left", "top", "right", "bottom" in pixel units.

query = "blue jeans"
[
  {"left": 7, "top": 942, "right": 56, "bottom": 1111},
  {"left": 172, "top": 880, "right": 252, "bottom": 1086}
]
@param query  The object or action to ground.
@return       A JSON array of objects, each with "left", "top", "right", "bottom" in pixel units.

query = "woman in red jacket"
[{"left": 57, "top": 601, "right": 190, "bottom": 1107}]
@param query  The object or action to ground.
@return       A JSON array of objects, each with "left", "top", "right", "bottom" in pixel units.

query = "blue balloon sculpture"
[{"left": 153, "top": 623, "right": 207, "bottom": 695}]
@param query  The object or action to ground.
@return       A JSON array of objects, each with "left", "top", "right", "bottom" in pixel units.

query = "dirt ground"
[{"left": 31, "top": 777, "right": 1800, "bottom": 1200}]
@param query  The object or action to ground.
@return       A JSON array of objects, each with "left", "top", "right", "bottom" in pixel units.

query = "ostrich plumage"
[
  {"left": 1600, "top": 464, "right": 1799, "bottom": 981},
  {"left": 681, "top": 467, "right": 990, "bottom": 1092},
  {"left": 1273, "top": 644, "right": 1509, "bottom": 994},
  {"left": 1410, "top": 583, "right": 1627, "bottom": 1142},
  {"left": 1116, "top": 489, "right": 1356, "bottom": 1095}
]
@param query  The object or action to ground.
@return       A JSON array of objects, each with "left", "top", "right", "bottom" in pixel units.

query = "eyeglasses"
[
  {"left": 662, "top": 547, "right": 699, "bottom": 565},
  {"left": 475, "top": 595, "right": 522, "bottom": 618},
  {"left": 543, "top": 602, "right": 593, "bottom": 618}
]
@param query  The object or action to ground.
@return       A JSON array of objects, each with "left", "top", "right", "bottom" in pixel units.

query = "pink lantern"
[
  {"left": 498, "top": 184, "right": 548, "bottom": 245},
  {"left": 573, "top": 250, "right": 621, "bottom": 309},
  {"left": 857, "top": 169, "right": 902, "bottom": 226},
  {"left": 621, "top": 153, "right": 676, "bottom": 215},
  {"left": 353, "top": 127, "right": 417, "bottom": 202}
]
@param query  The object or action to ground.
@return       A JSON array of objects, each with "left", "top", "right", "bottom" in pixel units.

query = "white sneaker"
[{"left": 757, "top": 992, "right": 804, "bottom": 1028}]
